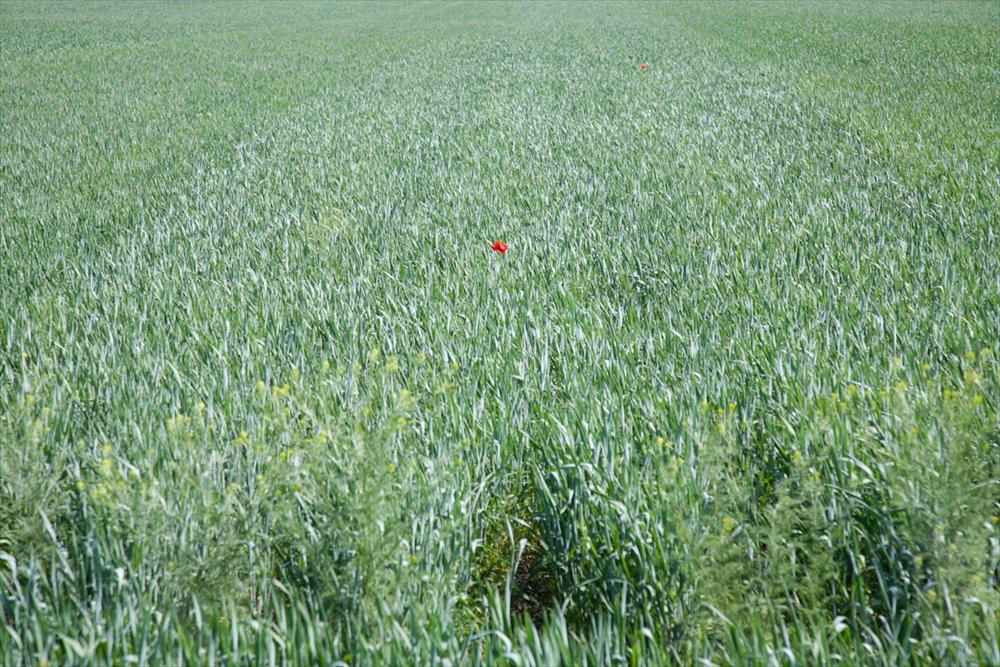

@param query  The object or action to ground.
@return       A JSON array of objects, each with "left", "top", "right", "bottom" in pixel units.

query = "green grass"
[{"left": 1, "top": 1, "right": 998, "bottom": 664}]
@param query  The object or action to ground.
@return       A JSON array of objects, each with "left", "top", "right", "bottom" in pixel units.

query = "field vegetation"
[{"left": 1, "top": 1, "right": 999, "bottom": 664}]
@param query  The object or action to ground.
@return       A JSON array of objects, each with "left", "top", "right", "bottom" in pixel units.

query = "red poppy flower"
[
  {"left": 640, "top": 63, "right": 648, "bottom": 70},
  {"left": 491, "top": 240, "right": 508, "bottom": 254}
]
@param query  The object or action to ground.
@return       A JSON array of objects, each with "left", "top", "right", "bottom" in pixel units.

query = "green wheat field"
[{"left": 2, "top": 1, "right": 999, "bottom": 665}]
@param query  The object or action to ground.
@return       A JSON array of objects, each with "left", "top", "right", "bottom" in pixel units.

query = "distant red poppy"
[
  {"left": 491, "top": 240, "right": 508, "bottom": 254},
  {"left": 640, "top": 63, "right": 648, "bottom": 70}
]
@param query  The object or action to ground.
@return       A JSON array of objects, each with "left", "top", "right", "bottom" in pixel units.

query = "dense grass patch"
[{"left": 2, "top": 1, "right": 998, "bottom": 664}]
